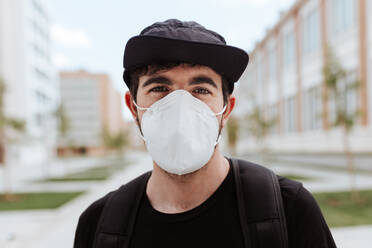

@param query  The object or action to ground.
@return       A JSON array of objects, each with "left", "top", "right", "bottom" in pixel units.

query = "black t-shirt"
[
  {"left": 130, "top": 160, "right": 244, "bottom": 247},
  {"left": 74, "top": 159, "right": 337, "bottom": 248}
]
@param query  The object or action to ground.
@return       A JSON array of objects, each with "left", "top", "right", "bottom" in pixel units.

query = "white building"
[
  {"left": 236, "top": 0, "right": 372, "bottom": 154},
  {"left": 0, "top": 0, "right": 58, "bottom": 165}
]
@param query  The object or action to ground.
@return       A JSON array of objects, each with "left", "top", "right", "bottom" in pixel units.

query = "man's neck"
[{"left": 146, "top": 149, "right": 230, "bottom": 214}]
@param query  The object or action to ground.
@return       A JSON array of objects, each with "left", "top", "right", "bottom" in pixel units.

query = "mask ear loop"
[
  {"left": 212, "top": 104, "right": 227, "bottom": 116},
  {"left": 132, "top": 100, "right": 149, "bottom": 111},
  {"left": 132, "top": 101, "right": 148, "bottom": 141},
  {"left": 213, "top": 105, "right": 227, "bottom": 146}
]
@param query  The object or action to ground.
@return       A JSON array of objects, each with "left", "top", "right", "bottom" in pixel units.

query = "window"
[
  {"left": 268, "top": 104, "right": 279, "bottom": 134},
  {"left": 284, "top": 31, "right": 295, "bottom": 67},
  {"left": 269, "top": 47, "right": 277, "bottom": 80},
  {"left": 303, "top": 8, "right": 320, "bottom": 55},
  {"left": 34, "top": 90, "right": 49, "bottom": 105},
  {"left": 257, "top": 59, "right": 263, "bottom": 84},
  {"left": 32, "top": 0, "right": 48, "bottom": 20},
  {"left": 328, "top": 70, "right": 358, "bottom": 125},
  {"left": 284, "top": 96, "right": 297, "bottom": 133},
  {"left": 256, "top": 59, "right": 264, "bottom": 104},
  {"left": 34, "top": 67, "right": 49, "bottom": 81},
  {"left": 30, "top": 18, "right": 50, "bottom": 43},
  {"left": 304, "top": 86, "right": 322, "bottom": 130},
  {"left": 332, "top": 0, "right": 354, "bottom": 34},
  {"left": 35, "top": 113, "right": 43, "bottom": 126}
]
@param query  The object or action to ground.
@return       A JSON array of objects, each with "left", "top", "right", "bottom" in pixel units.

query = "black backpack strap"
[
  {"left": 93, "top": 171, "right": 151, "bottom": 248},
  {"left": 231, "top": 158, "right": 289, "bottom": 248},
  {"left": 271, "top": 166, "right": 288, "bottom": 248}
]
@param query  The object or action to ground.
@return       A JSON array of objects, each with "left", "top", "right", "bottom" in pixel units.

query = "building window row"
[
  {"left": 34, "top": 89, "right": 50, "bottom": 105},
  {"left": 328, "top": 70, "right": 358, "bottom": 125},
  {"left": 267, "top": 104, "right": 279, "bottom": 134},
  {"left": 331, "top": 0, "right": 354, "bottom": 34},
  {"left": 30, "top": 18, "right": 50, "bottom": 43},
  {"left": 31, "top": 43, "right": 50, "bottom": 62},
  {"left": 284, "top": 31, "right": 296, "bottom": 67},
  {"left": 31, "top": 0, "right": 49, "bottom": 22},
  {"left": 269, "top": 46, "right": 277, "bottom": 80},
  {"left": 34, "top": 67, "right": 49, "bottom": 81},
  {"left": 284, "top": 96, "right": 297, "bottom": 133},
  {"left": 255, "top": 0, "right": 356, "bottom": 77},
  {"left": 303, "top": 8, "right": 321, "bottom": 55},
  {"left": 303, "top": 85, "right": 322, "bottom": 131}
]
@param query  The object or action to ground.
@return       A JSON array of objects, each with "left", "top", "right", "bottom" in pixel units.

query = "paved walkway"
[
  {"left": 240, "top": 155, "right": 372, "bottom": 247},
  {"left": 271, "top": 153, "right": 372, "bottom": 173},
  {"left": 0, "top": 152, "right": 153, "bottom": 248},
  {"left": 332, "top": 225, "right": 372, "bottom": 248},
  {"left": 0, "top": 155, "right": 115, "bottom": 194},
  {"left": 269, "top": 160, "right": 372, "bottom": 248},
  {"left": 0, "top": 152, "right": 371, "bottom": 247}
]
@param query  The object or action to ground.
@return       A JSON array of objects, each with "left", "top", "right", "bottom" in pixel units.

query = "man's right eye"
[{"left": 149, "top": 86, "right": 169, "bottom": 92}]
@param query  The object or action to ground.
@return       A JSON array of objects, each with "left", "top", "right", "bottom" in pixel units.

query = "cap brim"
[{"left": 123, "top": 35, "right": 249, "bottom": 92}]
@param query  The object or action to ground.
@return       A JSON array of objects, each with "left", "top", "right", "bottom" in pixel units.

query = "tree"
[
  {"left": 54, "top": 103, "right": 70, "bottom": 138},
  {"left": 101, "top": 126, "right": 128, "bottom": 159},
  {"left": 226, "top": 116, "right": 239, "bottom": 155},
  {"left": 53, "top": 103, "right": 70, "bottom": 160},
  {"left": 246, "top": 106, "right": 277, "bottom": 164},
  {"left": 322, "top": 49, "right": 361, "bottom": 202},
  {"left": 0, "top": 77, "right": 25, "bottom": 201}
]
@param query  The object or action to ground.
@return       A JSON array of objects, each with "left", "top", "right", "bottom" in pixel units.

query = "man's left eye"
[{"left": 193, "top": 88, "right": 210, "bottom": 94}]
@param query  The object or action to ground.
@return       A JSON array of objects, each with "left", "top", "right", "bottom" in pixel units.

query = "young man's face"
[{"left": 125, "top": 64, "right": 235, "bottom": 130}]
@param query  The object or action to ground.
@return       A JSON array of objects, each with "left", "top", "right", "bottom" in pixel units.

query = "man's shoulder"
[
  {"left": 277, "top": 175, "right": 318, "bottom": 217},
  {"left": 277, "top": 175, "right": 316, "bottom": 213},
  {"left": 77, "top": 191, "right": 114, "bottom": 227},
  {"left": 276, "top": 176, "right": 336, "bottom": 247},
  {"left": 78, "top": 170, "right": 152, "bottom": 223},
  {"left": 74, "top": 171, "right": 152, "bottom": 247},
  {"left": 73, "top": 191, "right": 114, "bottom": 247},
  {"left": 277, "top": 175, "right": 303, "bottom": 201}
]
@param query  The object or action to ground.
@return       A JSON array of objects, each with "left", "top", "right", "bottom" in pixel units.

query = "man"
[{"left": 74, "top": 19, "right": 337, "bottom": 248}]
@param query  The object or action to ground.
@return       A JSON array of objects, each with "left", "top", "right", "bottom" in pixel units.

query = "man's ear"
[
  {"left": 125, "top": 91, "right": 137, "bottom": 120},
  {"left": 221, "top": 95, "right": 236, "bottom": 128}
]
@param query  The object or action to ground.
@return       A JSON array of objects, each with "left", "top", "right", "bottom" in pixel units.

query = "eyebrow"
[
  {"left": 189, "top": 76, "right": 218, "bottom": 89},
  {"left": 142, "top": 76, "right": 173, "bottom": 88}
]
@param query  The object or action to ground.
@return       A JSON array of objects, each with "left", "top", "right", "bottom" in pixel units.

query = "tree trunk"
[{"left": 342, "top": 127, "right": 360, "bottom": 202}]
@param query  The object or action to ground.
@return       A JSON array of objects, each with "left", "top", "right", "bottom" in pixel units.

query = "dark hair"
[{"left": 124, "top": 62, "right": 231, "bottom": 105}]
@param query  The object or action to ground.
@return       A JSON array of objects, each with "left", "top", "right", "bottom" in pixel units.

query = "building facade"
[
  {"left": 0, "top": 0, "right": 58, "bottom": 165},
  {"left": 236, "top": 0, "right": 372, "bottom": 154},
  {"left": 58, "top": 70, "right": 127, "bottom": 155}
]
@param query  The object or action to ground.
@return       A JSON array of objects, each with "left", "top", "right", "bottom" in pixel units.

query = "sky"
[{"left": 48, "top": 0, "right": 296, "bottom": 119}]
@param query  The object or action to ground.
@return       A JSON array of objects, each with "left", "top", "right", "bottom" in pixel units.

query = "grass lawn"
[
  {"left": 313, "top": 190, "right": 372, "bottom": 227},
  {"left": 280, "top": 174, "right": 312, "bottom": 181},
  {"left": 0, "top": 191, "right": 84, "bottom": 211},
  {"left": 41, "top": 162, "right": 127, "bottom": 182},
  {"left": 45, "top": 166, "right": 113, "bottom": 182}
]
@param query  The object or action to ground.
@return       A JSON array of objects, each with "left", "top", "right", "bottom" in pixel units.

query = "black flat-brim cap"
[{"left": 123, "top": 19, "right": 249, "bottom": 93}]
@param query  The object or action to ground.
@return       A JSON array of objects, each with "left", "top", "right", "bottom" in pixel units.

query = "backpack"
[{"left": 92, "top": 158, "right": 297, "bottom": 248}]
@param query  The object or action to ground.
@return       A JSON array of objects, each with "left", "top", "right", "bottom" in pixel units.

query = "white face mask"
[{"left": 134, "top": 90, "right": 226, "bottom": 175}]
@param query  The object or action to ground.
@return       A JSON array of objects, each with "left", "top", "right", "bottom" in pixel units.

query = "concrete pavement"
[
  {"left": 0, "top": 152, "right": 153, "bottom": 248},
  {"left": 0, "top": 155, "right": 116, "bottom": 194},
  {"left": 332, "top": 225, "right": 372, "bottom": 248},
  {"left": 1, "top": 152, "right": 371, "bottom": 247},
  {"left": 271, "top": 153, "right": 372, "bottom": 173},
  {"left": 240, "top": 155, "right": 372, "bottom": 248}
]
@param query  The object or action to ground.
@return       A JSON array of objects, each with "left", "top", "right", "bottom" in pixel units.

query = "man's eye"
[
  {"left": 149, "top": 86, "right": 169, "bottom": 92},
  {"left": 193, "top": 88, "right": 211, "bottom": 94}
]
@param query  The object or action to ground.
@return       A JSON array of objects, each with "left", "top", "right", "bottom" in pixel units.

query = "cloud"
[
  {"left": 51, "top": 25, "right": 92, "bottom": 48},
  {"left": 53, "top": 53, "right": 72, "bottom": 68}
]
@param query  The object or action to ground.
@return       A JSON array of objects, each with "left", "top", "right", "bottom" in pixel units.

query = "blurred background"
[{"left": 0, "top": 0, "right": 371, "bottom": 247}]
